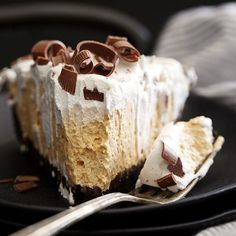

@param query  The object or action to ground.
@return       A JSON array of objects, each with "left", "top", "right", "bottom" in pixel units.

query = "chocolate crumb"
[{"left": 14, "top": 181, "right": 38, "bottom": 193}]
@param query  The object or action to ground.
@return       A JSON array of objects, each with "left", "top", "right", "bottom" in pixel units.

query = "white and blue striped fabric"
[
  {"left": 197, "top": 220, "right": 236, "bottom": 236},
  {"left": 155, "top": 3, "right": 236, "bottom": 107}
]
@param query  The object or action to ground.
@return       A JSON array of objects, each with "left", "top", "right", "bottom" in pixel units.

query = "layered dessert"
[
  {"left": 1, "top": 36, "right": 196, "bottom": 203},
  {"left": 138, "top": 116, "right": 224, "bottom": 192}
]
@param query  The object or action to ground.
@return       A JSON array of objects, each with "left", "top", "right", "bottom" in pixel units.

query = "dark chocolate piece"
[
  {"left": 156, "top": 173, "right": 176, "bottom": 188},
  {"left": 161, "top": 141, "right": 178, "bottom": 165},
  {"left": 15, "top": 175, "right": 40, "bottom": 183},
  {"left": 168, "top": 158, "right": 185, "bottom": 177},
  {"left": 31, "top": 40, "right": 66, "bottom": 60},
  {"left": 0, "top": 178, "right": 14, "bottom": 184},
  {"left": 58, "top": 66, "right": 77, "bottom": 95},
  {"left": 161, "top": 141, "right": 185, "bottom": 177},
  {"left": 14, "top": 181, "right": 38, "bottom": 193},
  {"left": 83, "top": 87, "right": 104, "bottom": 102}
]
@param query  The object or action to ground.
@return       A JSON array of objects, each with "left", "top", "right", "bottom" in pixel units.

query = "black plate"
[{"left": 1, "top": 92, "right": 236, "bottom": 235}]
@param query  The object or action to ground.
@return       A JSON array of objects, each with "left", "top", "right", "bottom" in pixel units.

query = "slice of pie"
[
  {"left": 138, "top": 116, "right": 224, "bottom": 192},
  {"left": 2, "top": 36, "right": 196, "bottom": 203}
]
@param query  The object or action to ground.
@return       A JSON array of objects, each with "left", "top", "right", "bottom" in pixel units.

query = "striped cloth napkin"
[
  {"left": 154, "top": 2, "right": 236, "bottom": 107},
  {"left": 155, "top": 3, "right": 236, "bottom": 235}
]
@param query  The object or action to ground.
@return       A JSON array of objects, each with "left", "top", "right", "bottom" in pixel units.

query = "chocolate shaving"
[
  {"left": 58, "top": 66, "right": 77, "bottom": 95},
  {"left": 73, "top": 50, "right": 94, "bottom": 74},
  {"left": 94, "top": 56, "right": 115, "bottom": 76},
  {"left": 83, "top": 87, "right": 104, "bottom": 102},
  {"left": 157, "top": 173, "right": 176, "bottom": 188},
  {"left": 0, "top": 178, "right": 14, "bottom": 184},
  {"left": 112, "top": 40, "right": 140, "bottom": 62},
  {"left": 168, "top": 158, "right": 184, "bottom": 177},
  {"left": 15, "top": 175, "right": 40, "bottom": 183},
  {"left": 14, "top": 181, "right": 38, "bottom": 193},
  {"left": 106, "top": 35, "right": 140, "bottom": 62},
  {"left": 72, "top": 40, "right": 118, "bottom": 76},
  {"left": 31, "top": 40, "right": 66, "bottom": 60},
  {"left": 51, "top": 47, "right": 72, "bottom": 66},
  {"left": 161, "top": 141, "right": 178, "bottom": 165},
  {"left": 36, "top": 56, "right": 50, "bottom": 65},
  {"left": 161, "top": 141, "right": 185, "bottom": 177}
]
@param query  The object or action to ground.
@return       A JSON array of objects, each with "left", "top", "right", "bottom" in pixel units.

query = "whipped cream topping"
[
  {"left": 138, "top": 116, "right": 224, "bottom": 192},
  {"left": 6, "top": 55, "right": 195, "bottom": 147}
]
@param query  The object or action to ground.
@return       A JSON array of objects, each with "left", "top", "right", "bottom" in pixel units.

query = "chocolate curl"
[
  {"left": 51, "top": 47, "right": 72, "bottom": 66},
  {"left": 106, "top": 35, "right": 140, "bottom": 62},
  {"left": 58, "top": 66, "right": 77, "bottom": 95},
  {"left": 94, "top": 56, "right": 115, "bottom": 76},
  {"left": 72, "top": 40, "right": 118, "bottom": 76},
  {"left": 73, "top": 50, "right": 94, "bottom": 74},
  {"left": 83, "top": 87, "right": 104, "bottom": 102},
  {"left": 161, "top": 141, "right": 185, "bottom": 177},
  {"left": 31, "top": 40, "right": 66, "bottom": 60},
  {"left": 157, "top": 173, "right": 176, "bottom": 188}
]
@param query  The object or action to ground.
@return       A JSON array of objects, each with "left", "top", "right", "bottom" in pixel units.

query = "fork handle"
[{"left": 10, "top": 193, "right": 134, "bottom": 236}]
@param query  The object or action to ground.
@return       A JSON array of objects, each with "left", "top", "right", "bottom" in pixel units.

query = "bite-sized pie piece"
[
  {"left": 138, "top": 116, "right": 224, "bottom": 192},
  {"left": 1, "top": 36, "right": 196, "bottom": 204}
]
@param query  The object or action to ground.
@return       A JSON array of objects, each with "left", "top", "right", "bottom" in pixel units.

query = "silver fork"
[{"left": 10, "top": 178, "right": 199, "bottom": 236}]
